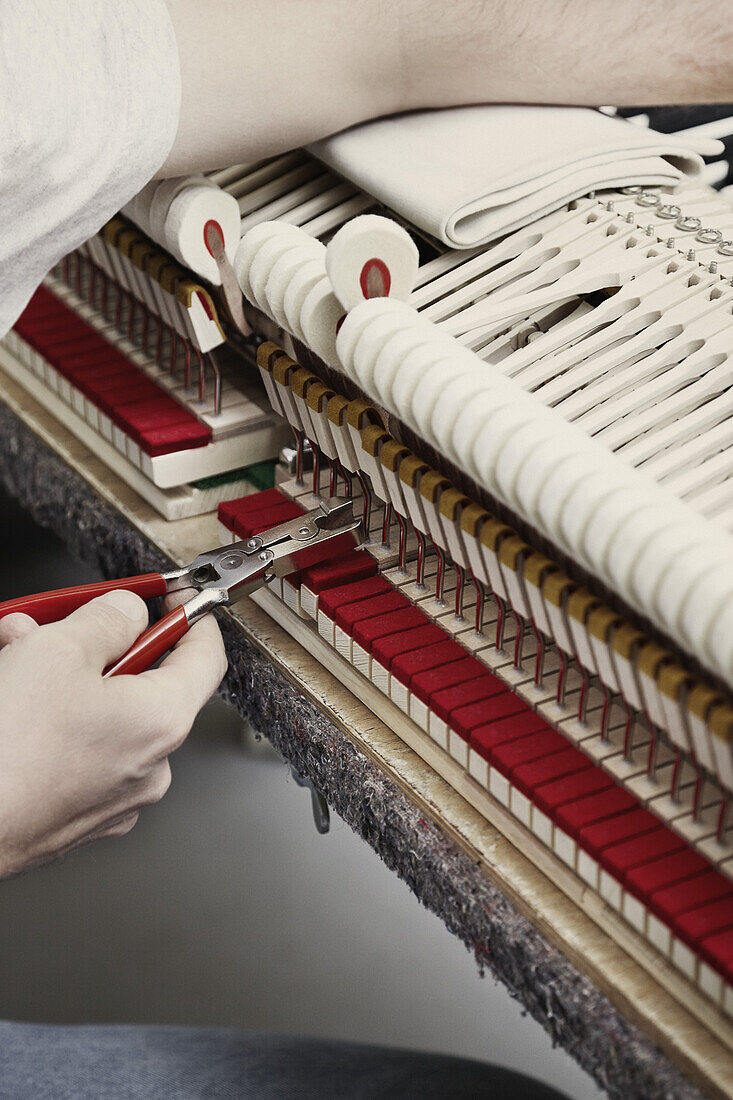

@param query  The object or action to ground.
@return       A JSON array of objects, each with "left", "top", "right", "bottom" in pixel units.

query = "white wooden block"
[
  {"left": 531, "top": 808, "right": 554, "bottom": 848},
  {"left": 578, "top": 850, "right": 600, "bottom": 890},
  {"left": 335, "top": 626, "right": 352, "bottom": 662},
  {"left": 371, "top": 659, "right": 390, "bottom": 694},
  {"left": 57, "top": 376, "right": 73, "bottom": 405},
  {"left": 300, "top": 586, "right": 318, "bottom": 620},
  {"left": 71, "top": 388, "right": 86, "bottom": 418},
  {"left": 468, "top": 750, "right": 489, "bottom": 788},
  {"left": 671, "top": 938, "right": 698, "bottom": 981},
  {"left": 699, "top": 963, "right": 723, "bottom": 1004},
  {"left": 112, "top": 425, "right": 128, "bottom": 455},
  {"left": 411, "top": 697, "right": 429, "bottom": 732},
  {"left": 352, "top": 641, "right": 370, "bottom": 677},
  {"left": 282, "top": 579, "right": 303, "bottom": 617},
  {"left": 98, "top": 412, "right": 114, "bottom": 443},
  {"left": 83, "top": 398, "right": 100, "bottom": 431},
  {"left": 391, "top": 680, "right": 409, "bottom": 714},
  {"left": 647, "top": 914, "right": 672, "bottom": 956},
  {"left": 511, "top": 788, "right": 532, "bottom": 829},
  {"left": 43, "top": 363, "right": 60, "bottom": 393},
  {"left": 489, "top": 769, "right": 510, "bottom": 807},
  {"left": 317, "top": 610, "right": 335, "bottom": 645},
  {"left": 218, "top": 522, "right": 235, "bottom": 546},
  {"left": 622, "top": 894, "right": 647, "bottom": 934},
  {"left": 429, "top": 715, "right": 448, "bottom": 749},
  {"left": 724, "top": 984, "right": 733, "bottom": 1016},
  {"left": 126, "top": 439, "right": 141, "bottom": 467},
  {"left": 599, "top": 870, "right": 622, "bottom": 910},
  {"left": 553, "top": 829, "right": 576, "bottom": 869},
  {"left": 448, "top": 730, "right": 469, "bottom": 767}
]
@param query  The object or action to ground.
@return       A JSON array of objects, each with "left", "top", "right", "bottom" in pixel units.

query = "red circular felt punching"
[
  {"left": 359, "top": 258, "right": 391, "bottom": 299},
  {"left": 203, "top": 219, "right": 224, "bottom": 258}
]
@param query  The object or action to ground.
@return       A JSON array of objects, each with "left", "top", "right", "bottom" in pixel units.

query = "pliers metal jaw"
[{"left": 0, "top": 498, "right": 362, "bottom": 677}]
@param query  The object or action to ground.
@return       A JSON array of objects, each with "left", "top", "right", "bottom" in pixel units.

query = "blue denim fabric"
[{"left": 0, "top": 1022, "right": 571, "bottom": 1099}]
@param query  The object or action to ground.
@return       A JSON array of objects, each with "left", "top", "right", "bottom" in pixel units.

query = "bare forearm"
[{"left": 163, "top": 0, "right": 733, "bottom": 175}]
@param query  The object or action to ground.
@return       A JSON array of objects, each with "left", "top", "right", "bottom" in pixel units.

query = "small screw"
[
  {"left": 259, "top": 552, "right": 270, "bottom": 562},
  {"left": 245, "top": 538, "right": 257, "bottom": 550},
  {"left": 298, "top": 526, "right": 310, "bottom": 536}
]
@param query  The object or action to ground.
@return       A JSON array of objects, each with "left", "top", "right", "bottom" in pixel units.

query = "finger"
[
  {"left": 139, "top": 612, "right": 227, "bottom": 752},
  {"left": 86, "top": 810, "right": 140, "bottom": 842},
  {"left": 54, "top": 590, "right": 149, "bottom": 671},
  {"left": 0, "top": 612, "right": 39, "bottom": 648}
]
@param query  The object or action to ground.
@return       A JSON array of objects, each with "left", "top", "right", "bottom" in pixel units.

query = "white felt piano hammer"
[{"left": 325, "top": 215, "right": 419, "bottom": 310}]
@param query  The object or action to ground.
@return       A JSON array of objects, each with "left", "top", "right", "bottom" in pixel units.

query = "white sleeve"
[{"left": 0, "top": 0, "right": 181, "bottom": 336}]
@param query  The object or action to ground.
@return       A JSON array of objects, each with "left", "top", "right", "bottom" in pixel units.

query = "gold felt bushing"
[
  {"left": 398, "top": 453, "right": 429, "bottom": 489},
  {"left": 361, "top": 424, "right": 391, "bottom": 458},
  {"left": 567, "top": 587, "right": 602, "bottom": 626},
  {"left": 499, "top": 534, "right": 530, "bottom": 573},
  {"left": 419, "top": 468, "right": 451, "bottom": 503},
  {"left": 380, "top": 439, "right": 410, "bottom": 473},
  {"left": 326, "top": 394, "right": 350, "bottom": 426},
  {"left": 291, "top": 366, "right": 318, "bottom": 400},
  {"left": 306, "top": 381, "right": 335, "bottom": 413},
  {"left": 542, "top": 570, "right": 575, "bottom": 609},
  {"left": 588, "top": 604, "right": 621, "bottom": 644},
  {"left": 439, "top": 487, "right": 471, "bottom": 523}
]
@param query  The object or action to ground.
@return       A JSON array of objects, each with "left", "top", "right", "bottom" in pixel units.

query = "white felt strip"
[{"left": 309, "top": 106, "right": 718, "bottom": 248}]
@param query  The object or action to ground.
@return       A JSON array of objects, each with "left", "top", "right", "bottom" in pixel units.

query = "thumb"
[
  {"left": 0, "top": 612, "right": 39, "bottom": 648},
  {"left": 55, "top": 590, "right": 150, "bottom": 671}
]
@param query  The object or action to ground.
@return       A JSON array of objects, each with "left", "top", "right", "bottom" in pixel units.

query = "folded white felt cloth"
[{"left": 308, "top": 106, "right": 721, "bottom": 248}]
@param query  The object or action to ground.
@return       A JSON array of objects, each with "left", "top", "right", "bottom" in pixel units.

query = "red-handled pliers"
[{"left": 0, "top": 499, "right": 361, "bottom": 678}]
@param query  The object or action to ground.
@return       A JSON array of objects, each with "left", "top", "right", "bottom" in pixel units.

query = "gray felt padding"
[{"left": 0, "top": 401, "right": 706, "bottom": 1100}]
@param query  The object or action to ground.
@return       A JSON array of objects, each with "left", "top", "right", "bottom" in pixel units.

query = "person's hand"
[{"left": 0, "top": 588, "right": 227, "bottom": 877}]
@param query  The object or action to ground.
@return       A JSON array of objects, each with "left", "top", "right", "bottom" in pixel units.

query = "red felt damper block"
[
  {"left": 533, "top": 766, "right": 615, "bottom": 820},
  {"left": 674, "top": 895, "right": 733, "bottom": 949},
  {"left": 300, "top": 550, "right": 377, "bottom": 595},
  {"left": 600, "top": 825, "right": 686, "bottom": 884},
  {"left": 230, "top": 501, "right": 304, "bottom": 540},
  {"left": 469, "top": 712, "right": 548, "bottom": 761},
  {"left": 352, "top": 606, "right": 427, "bottom": 651},
  {"left": 648, "top": 871, "right": 733, "bottom": 936},
  {"left": 450, "top": 691, "right": 528, "bottom": 743},
  {"left": 580, "top": 808, "right": 661, "bottom": 862},
  {"left": 430, "top": 675, "right": 506, "bottom": 726},
  {"left": 371, "top": 623, "right": 446, "bottom": 670},
  {"left": 554, "top": 785, "right": 636, "bottom": 839},
  {"left": 335, "top": 590, "right": 410, "bottom": 634},
  {"left": 510, "top": 746, "right": 590, "bottom": 797},
  {"left": 15, "top": 287, "right": 68, "bottom": 324},
  {"left": 410, "top": 657, "right": 488, "bottom": 707},
  {"left": 288, "top": 532, "right": 361, "bottom": 575},
  {"left": 137, "top": 420, "right": 211, "bottom": 456},
  {"left": 218, "top": 489, "right": 292, "bottom": 532},
  {"left": 28, "top": 326, "right": 103, "bottom": 360},
  {"left": 624, "top": 848, "right": 712, "bottom": 902},
  {"left": 700, "top": 927, "right": 733, "bottom": 982},
  {"left": 14, "top": 314, "right": 89, "bottom": 349},
  {"left": 56, "top": 350, "right": 132, "bottom": 384},
  {"left": 489, "top": 728, "right": 569, "bottom": 779},
  {"left": 512, "top": 749, "right": 596, "bottom": 802},
  {"left": 391, "top": 639, "right": 467, "bottom": 690},
  {"left": 94, "top": 381, "right": 164, "bottom": 421},
  {"left": 318, "top": 576, "right": 392, "bottom": 621},
  {"left": 116, "top": 398, "right": 191, "bottom": 431}
]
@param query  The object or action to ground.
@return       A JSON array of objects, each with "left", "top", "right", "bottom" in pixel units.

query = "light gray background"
[{"left": 0, "top": 487, "right": 602, "bottom": 1099}]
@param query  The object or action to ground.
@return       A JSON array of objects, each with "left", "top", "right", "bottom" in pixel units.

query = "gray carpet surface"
[{"left": 0, "top": 400, "right": 709, "bottom": 1100}]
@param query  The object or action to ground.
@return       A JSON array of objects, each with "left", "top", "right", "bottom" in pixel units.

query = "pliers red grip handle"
[{"left": 0, "top": 573, "right": 188, "bottom": 678}]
